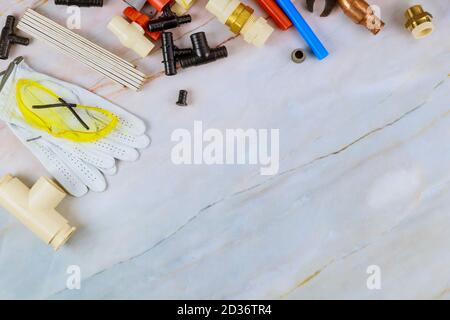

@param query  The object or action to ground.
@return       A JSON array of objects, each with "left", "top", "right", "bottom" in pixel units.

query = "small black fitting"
[
  {"left": 54, "top": 0, "right": 103, "bottom": 6},
  {"left": 178, "top": 32, "right": 228, "bottom": 69},
  {"left": 0, "top": 16, "right": 30, "bottom": 60},
  {"left": 148, "top": 7, "right": 191, "bottom": 32},
  {"left": 176, "top": 90, "right": 188, "bottom": 106},
  {"left": 161, "top": 32, "right": 177, "bottom": 76}
]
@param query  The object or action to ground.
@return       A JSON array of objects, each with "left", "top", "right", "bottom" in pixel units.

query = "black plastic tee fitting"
[
  {"left": 178, "top": 32, "right": 228, "bottom": 69},
  {"left": 161, "top": 32, "right": 194, "bottom": 76},
  {"left": 161, "top": 32, "right": 178, "bottom": 76},
  {"left": 161, "top": 31, "right": 227, "bottom": 76},
  {"left": 54, "top": 0, "right": 103, "bottom": 7},
  {"left": 0, "top": 16, "right": 30, "bottom": 60},
  {"left": 148, "top": 7, "right": 192, "bottom": 32}
]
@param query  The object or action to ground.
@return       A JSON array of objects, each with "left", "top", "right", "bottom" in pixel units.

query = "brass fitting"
[
  {"left": 337, "top": 0, "right": 384, "bottom": 35},
  {"left": 226, "top": 3, "right": 254, "bottom": 34},
  {"left": 405, "top": 5, "right": 434, "bottom": 39},
  {"left": 206, "top": 0, "right": 274, "bottom": 47}
]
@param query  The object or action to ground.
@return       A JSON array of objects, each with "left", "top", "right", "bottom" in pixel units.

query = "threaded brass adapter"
[
  {"left": 226, "top": 3, "right": 254, "bottom": 34},
  {"left": 405, "top": 5, "right": 434, "bottom": 39}
]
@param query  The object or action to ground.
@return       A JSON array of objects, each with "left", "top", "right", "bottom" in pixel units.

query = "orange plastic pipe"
[{"left": 256, "top": 0, "right": 292, "bottom": 30}]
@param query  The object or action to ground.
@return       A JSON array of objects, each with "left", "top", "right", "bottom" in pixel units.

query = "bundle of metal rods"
[{"left": 17, "top": 9, "right": 146, "bottom": 91}]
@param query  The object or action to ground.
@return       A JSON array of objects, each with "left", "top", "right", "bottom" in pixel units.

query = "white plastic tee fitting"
[
  {"left": 0, "top": 174, "right": 76, "bottom": 250},
  {"left": 107, "top": 16, "right": 155, "bottom": 58},
  {"left": 206, "top": 0, "right": 273, "bottom": 47}
]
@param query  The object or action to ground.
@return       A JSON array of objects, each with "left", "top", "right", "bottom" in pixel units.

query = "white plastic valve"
[
  {"left": 206, "top": 0, "right": 240, "bottom": 24},
  {"left": 206, "top": 0, "right": 273, "bottom": 47},
  {"left": 107, "top": 16, "right": 155, "bottom": 58},
  {"left": 0, "top": 174, "right": 76, "bottom": 250},
  {"left": 240, "top": 16, "right": 273, "bottom": 47}
]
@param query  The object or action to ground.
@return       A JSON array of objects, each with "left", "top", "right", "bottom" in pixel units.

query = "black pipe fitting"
[
  {"left": 161, "top": 31, "right": 227, "bottom": 75},
  {"left": 161, "top": 32, "right": 177, "bottom": 76},
  {"left": 0, "top": 16, "right": 30, "bottom": 60},
  {"left": 148, "top": 7, "right": 191, "bottom": 32},
  {"left": 54, "top": 0, "right": 103, "bottom": 7},
  {"left": 176, "top": 90, "right": 188, "bottom": 106},
  {"left": 174, "top": 46, "right": 193, "bottom": 58},
  {"left": 178, "top": 32, "right": 228, "bottom": 69}
]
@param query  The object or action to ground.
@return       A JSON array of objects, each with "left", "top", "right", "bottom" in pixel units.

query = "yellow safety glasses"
[{"left": 15, "top": 79, "right": 118, "bottom": 143}]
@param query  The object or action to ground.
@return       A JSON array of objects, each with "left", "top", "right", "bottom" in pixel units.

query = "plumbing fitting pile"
[{"left": 0, "top": 0, "right": 437, "bottom": 249}]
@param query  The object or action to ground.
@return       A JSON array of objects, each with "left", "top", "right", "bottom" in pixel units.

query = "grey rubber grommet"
[{"left": 291, "top": 49, "right": 306, "bottom": 64}]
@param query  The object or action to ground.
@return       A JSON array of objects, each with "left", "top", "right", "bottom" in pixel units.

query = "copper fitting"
[{"left": 337, "top": 0, "right": 384, "bottom": 34}]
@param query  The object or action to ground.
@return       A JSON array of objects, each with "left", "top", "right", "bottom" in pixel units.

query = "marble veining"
[{"left": 0, "top": 0, "right": 449, "bottom": 299}]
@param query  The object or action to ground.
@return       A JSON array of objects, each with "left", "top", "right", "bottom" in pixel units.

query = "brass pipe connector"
[
  {"left": 337, "top": 0, "right": 384, "bottom": 34},
  {"left": 226, "top": 3, "right": 254, "bottom": 34},
  {"left": 206, "top": 0, "right": 274, "bottom": 47},
  {"left": 405, "top": 5, "right": 434, "bottom": 39}
]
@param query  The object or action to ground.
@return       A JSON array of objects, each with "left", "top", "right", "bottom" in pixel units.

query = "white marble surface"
[{"left": 0, "top": 0, "right": 449, "bottom": 299}]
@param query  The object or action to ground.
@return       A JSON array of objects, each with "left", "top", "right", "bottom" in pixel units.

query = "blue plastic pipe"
[{"left": 276, "top": 0, "right": 329, "bottom": 60}]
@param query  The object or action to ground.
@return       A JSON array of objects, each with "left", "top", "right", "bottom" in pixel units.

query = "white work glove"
[
  {"left": 0, "top": 57, "right": 150, "bottom": 197},
  {"left": 10, "top": 124, "right": 113, "bottom": 196}
]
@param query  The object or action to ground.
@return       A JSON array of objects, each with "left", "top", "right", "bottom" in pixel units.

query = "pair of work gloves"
[{"left": 0, "top": 57, "right": 150, "bottom": 197}]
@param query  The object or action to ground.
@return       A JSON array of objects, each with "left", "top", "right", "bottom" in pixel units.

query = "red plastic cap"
[
  {"left": 123, "top": 6, "right": 161, "bottom": 40},
  {"left": 147, "top": 0, "right": 172, "bottom": 12},
  {"left": 123, "top": 6, "right": 150, "bottom": 26}
]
